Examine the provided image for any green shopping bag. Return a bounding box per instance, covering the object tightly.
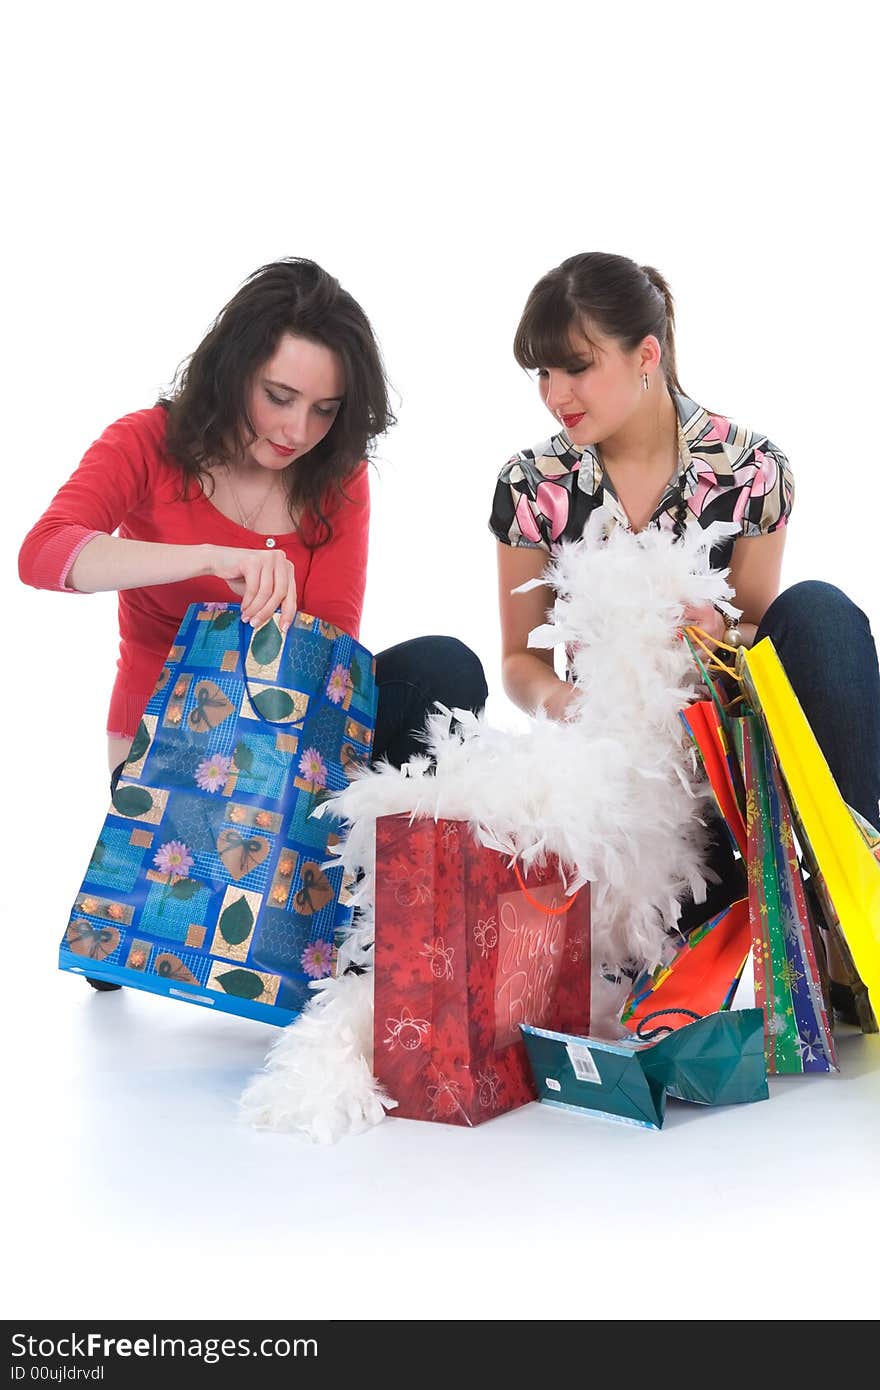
[731,714,837,1074]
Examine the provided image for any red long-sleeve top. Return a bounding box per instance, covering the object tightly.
[19,405,370,737]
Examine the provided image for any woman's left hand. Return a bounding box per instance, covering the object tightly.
[680,603,726,645]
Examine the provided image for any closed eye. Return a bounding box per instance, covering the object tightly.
[266,388,340,417]
[534,363,591,379]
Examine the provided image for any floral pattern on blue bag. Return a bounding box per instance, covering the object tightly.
[60,604,377,1025]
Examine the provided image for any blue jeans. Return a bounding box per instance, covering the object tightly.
[678,580,880,934]
[373,635,489,767]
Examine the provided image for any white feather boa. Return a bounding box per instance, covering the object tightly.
[240,512,739,1140]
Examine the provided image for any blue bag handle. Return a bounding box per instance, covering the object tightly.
[237,612,300,729]
[235,607,376,734]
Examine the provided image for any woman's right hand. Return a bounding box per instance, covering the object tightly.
[208,545,298,632]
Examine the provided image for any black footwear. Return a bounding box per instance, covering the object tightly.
[828,979,878,1031]
[86,977,122,992]
[829,980,859,1026]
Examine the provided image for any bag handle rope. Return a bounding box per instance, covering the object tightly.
[512,862,583,915]
[684,624,741,670]
[684,625,748,711]
[635,1006,703,1041]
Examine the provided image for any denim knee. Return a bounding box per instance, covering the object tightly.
[420,636,489,710]
[759,580,870,636]
[375,635,488,712]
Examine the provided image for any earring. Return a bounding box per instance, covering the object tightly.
[642,373,649,391]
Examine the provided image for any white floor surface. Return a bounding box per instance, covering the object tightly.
[6,966,879,1322]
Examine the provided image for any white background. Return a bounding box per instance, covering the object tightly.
[3,0,878,1323]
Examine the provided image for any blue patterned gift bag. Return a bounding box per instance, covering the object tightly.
[60,604,378,1024]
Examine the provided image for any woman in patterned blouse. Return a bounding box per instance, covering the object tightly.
[490,252,879,1020]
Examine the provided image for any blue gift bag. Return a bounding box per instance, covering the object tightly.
[60,604,377,1025]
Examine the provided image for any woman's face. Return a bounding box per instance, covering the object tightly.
[537,325,652,447]
[243,332,346,470]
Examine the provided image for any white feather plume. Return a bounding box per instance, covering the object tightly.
[239,904,398,1144]
[241,512,738,1138]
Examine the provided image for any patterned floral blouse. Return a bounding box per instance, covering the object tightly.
[489,393,794,570]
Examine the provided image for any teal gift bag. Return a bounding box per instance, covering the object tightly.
[60,604,377,1025]
[521,1009,768,1130]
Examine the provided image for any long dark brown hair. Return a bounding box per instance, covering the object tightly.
[513,251,684,395]
[162,258,395,547]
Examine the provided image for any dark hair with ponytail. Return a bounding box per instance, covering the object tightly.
[161,258,395,548]
[515,252,692,539]
[513,252,684,396]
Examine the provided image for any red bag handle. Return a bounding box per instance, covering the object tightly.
[512,862,583,915]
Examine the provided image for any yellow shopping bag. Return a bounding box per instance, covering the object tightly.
[741,638,880,1011]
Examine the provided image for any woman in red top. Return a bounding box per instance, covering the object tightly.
[20,258,488,980]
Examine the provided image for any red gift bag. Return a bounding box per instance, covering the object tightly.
[374,813,591,1126]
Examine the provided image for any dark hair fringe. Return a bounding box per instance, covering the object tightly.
[514,252,684,396]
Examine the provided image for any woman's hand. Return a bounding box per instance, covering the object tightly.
[208,546,298,632]
[680,603,726,646]
[541,680,581,722]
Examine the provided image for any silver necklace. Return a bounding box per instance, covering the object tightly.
[224,468,279,532]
